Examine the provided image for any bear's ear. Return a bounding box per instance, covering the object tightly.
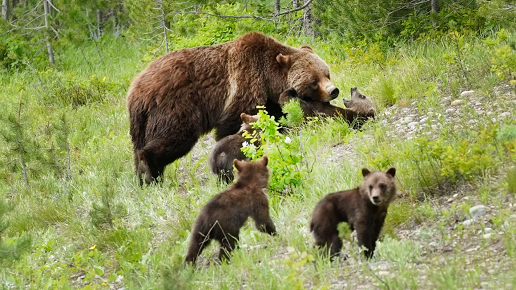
[260,155,269,166]
[276,54,291,68]
[362,168,371,177]
[233,159,244,172]
[240,113,251,123]
[300,45,314,53]
[350,87,357,94]
[386,167,396,178]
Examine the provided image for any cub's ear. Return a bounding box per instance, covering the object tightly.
[240,113,251,123]
[276,54,291,68]
[260,155,269,166]
[386,167,396,178]
[361,168,370,177]
[350,87,358,93]
[300,45,314,53]
[233,159,244,172]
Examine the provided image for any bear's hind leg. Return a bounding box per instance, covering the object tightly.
[218,235,239,263]
[185,233,212,265]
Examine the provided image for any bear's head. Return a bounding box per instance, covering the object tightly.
[343,87,376,117]
[238,113,259,134]
[277,46,339,103]
[233,156,269,188]
[360,167,396,206]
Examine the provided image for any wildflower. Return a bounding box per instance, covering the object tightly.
[285,137,292,144]
[242,141,249,147]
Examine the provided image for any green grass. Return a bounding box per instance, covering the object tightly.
[1,30,516,289]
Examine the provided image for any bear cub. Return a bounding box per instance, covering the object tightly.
[185,156,276,265]
[278,87,375,128]
[310,167,396,259]
[209,113,260,183]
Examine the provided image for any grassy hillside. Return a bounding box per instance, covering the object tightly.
[1,29,516,289]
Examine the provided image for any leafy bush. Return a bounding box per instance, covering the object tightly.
[41,70,117,108]
[242,107,308,194]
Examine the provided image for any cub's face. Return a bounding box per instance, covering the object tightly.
[343,87,376,117]
[277,47,339,103]
[361,168,396,206]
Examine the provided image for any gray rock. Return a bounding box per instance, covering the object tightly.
[463,219,473,226]
[483,233,492,239]
[469,205,488,219]
[460,90,475,98]
[451,100,462,106]
[499,112,511,119]
[408,121,419,129]
[419,117,428,123]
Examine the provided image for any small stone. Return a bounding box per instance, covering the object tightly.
[499,112,511,119]
[451,100,462,106]
[445,108,454,114]
[401,117,413,124]
[488,269,495,275]
[378,271,389,276]
[453,194,458,198]
[485,227,493,233]
[469,205,488,219]
[475,102,482,106]
[483,233,492,239]
[408,121,419,129]
[460,90,475,98]
[463,219,473,226]
[419,117,428,123]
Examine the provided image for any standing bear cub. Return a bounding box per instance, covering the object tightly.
[279,87,376,129]
[185,156,276,265]
[310,167,396,259]
[209,113,259,184]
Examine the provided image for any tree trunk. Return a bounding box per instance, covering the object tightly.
[431,0,439,13]
[303,0,315,38]
[44,0,54,65]
[157,0,168,53]
[96,9,103,38]
[274,0,280,14]
[2,0,9,20]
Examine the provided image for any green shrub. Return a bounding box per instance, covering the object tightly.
[242,107,308,194]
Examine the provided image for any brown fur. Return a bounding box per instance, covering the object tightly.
[127,32,338,184]
[278,87,375,129]
[310,168,396,259]
[185,156,276,265]
[209,113,260,184]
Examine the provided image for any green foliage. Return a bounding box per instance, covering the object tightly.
[41,70,117,108]
[507,167,516,194]
[90,177,127,229]
[242,107,308,194]
[0,200,31,262]
[281,247,314,290]
[279,98,305,127]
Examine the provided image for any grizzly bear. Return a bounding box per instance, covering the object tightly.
[209,113,259,184]
[278,87,376,128]
[310,167,396,259]
[127,32,340,184]
[185,156,276,265]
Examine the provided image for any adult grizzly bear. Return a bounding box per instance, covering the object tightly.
[127,32,339,184]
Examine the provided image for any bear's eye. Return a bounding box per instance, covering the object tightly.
[311,80,319,89]
[379,183,387,190]
[359,94,366,99]
[369,185,373,191]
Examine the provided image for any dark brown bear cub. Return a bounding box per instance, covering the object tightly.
[209,113,259,184]
[310,167,396,259]
[185,156,276,265]
[278,87,375,129]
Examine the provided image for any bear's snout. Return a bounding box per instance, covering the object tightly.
[372,195,380,203]
[343,99,352,108]
[328,87,339,100]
